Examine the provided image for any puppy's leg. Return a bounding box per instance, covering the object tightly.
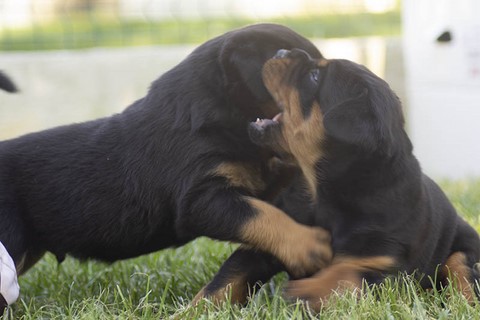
[1,199,46,276]
[240,197,331,278]
[441,252,477,303]
[15,250,45,276]
[178,188,331,279]
[442,218,480,303]
[285,256,396,311]
[192,246,284,305]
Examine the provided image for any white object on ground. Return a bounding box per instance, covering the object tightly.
[0,241,19,305]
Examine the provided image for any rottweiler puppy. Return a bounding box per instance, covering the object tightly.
[200,48,480,309]
[0,25,332,299]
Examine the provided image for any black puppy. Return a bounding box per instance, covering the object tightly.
[0,72,17,93]
[0,25,332,296]
[201,49,480,309]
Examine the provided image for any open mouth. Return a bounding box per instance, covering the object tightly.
[252,112,283,130]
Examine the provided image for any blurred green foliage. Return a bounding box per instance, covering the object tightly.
[0,11,401,51]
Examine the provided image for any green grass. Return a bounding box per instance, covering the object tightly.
[6,180,480,319]
[0,11,401,51]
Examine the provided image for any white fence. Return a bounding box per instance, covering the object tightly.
[403,0,480,179]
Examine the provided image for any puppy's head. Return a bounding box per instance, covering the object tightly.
[179,24,322,132]
[250,49,406,192]
[249,49,326,160]
[219,24,322,120]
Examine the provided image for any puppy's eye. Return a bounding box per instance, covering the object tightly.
[310,69,320,83]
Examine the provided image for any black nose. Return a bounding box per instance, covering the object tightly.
[273,48,312,61]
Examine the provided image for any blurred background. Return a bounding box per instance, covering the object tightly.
[0,0,479,178]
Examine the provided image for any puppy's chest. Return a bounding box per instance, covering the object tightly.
[324,206,395,256]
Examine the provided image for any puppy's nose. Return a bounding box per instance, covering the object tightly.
[273,49,291,59]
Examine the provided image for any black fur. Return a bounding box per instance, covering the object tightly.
[0,24,323,277]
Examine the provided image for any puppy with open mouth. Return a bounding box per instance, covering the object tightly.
[201,48,480,310]
[0,25,333,305]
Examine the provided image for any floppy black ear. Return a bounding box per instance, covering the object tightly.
[219,39,271,103]
[219,25,323,108]
[323,91,379,152]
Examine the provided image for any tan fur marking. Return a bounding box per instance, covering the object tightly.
[240,196,332,278]
[332,255,396,270]
[192,274,248,306]
[286,256,396,311]
[318,59,329,67]
[442,252,476,303]
[282,101,324,198]
[213,162,266,194]
[263,59,325,198]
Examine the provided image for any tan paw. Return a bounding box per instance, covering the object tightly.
[280,226,332,278]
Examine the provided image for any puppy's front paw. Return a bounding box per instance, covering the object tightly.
[285,272,352,311]
[285,259,370,311]
[191,280,248,306]
[279,226,332,279]
[284,276,330,312]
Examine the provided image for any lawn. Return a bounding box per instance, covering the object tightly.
[5,180,480,319]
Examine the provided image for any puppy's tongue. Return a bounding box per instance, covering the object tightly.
[254,112,283,128]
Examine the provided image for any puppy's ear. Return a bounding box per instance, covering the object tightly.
[219,27,323,103]
[323,90,379,152]
[219,39,271,102]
